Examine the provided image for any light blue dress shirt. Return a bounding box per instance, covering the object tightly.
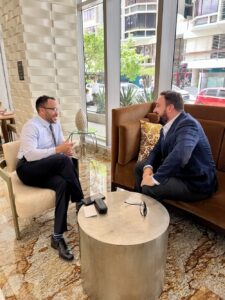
[17,115,64,161]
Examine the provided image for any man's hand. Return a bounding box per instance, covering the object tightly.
[56,141,75,156]
[143,167,153,178]
[141,175,155,187]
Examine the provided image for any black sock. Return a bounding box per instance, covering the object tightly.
[53,233,63,241]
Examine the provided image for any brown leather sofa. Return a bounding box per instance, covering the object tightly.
[111,103,225,233]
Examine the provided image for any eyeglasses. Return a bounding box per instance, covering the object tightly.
[124,200,148,217]
[42,107,59,112]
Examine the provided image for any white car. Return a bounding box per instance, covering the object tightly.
[86,83,104,94]
[120,82,144,97]
[172,85,195,103]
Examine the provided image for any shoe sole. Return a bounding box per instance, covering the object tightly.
[59,253,74,261]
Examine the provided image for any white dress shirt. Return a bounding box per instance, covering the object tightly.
[17,115,64,161]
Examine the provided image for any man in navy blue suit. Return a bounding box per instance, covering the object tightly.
[135,90,218,202]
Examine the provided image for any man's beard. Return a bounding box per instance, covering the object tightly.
[159,109,168,125]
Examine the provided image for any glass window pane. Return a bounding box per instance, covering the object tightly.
[82,4,106,145]
[206,89,217,96]
[218,89,225,97]
[172,0,225,107]
[138,14,146,28]
[195,0,219,16]
[121,1,156,107]
[146,13,156,27]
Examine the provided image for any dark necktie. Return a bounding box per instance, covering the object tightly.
[160,128,166,156]
[49,124,56,146]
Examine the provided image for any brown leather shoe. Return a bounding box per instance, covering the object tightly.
[51,236,74,261]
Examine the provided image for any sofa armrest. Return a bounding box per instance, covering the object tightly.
[118,121,140,165]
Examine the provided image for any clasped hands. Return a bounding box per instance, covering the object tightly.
[56,141,75,157]
[141,167,155,187]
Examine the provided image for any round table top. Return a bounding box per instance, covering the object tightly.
[78,191,170,246]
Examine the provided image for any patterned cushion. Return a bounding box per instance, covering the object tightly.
[138,120,162,161]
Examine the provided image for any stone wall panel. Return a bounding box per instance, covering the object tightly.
[0,0,81,134]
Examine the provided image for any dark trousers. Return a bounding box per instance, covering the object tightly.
[134,160,210,202]
[16,154,84,234]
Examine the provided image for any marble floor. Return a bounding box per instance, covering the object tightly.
[0,153,225,300]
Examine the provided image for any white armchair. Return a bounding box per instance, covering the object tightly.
[0,141,55,239]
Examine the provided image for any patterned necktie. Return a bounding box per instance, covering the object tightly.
[49,124,56,146]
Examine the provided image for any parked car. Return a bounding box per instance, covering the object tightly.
[120,82,145,96]
[87,82,144,96]
[145,84,195,102]
[120,82,139,90]
[195,87,225,107]
[86,83,104,95]
[172,85,195,103]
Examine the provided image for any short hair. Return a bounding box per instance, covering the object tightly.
[160,90,184,111]
[36,95,55,112]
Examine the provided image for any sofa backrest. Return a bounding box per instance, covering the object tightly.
[198,119,224,166]
[184,104,225,171]
[218,136,225,172]
[184,104,225,123]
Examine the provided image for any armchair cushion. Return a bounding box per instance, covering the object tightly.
[7,171,55,218]
[0,140,56,239]
[138,120,162,161]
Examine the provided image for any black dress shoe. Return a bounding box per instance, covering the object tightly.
[51,236,74,261]
[76,201,83,213]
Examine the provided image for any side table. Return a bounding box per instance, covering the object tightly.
[78,191,170,300]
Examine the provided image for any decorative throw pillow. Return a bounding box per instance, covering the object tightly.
[138,120,162,161]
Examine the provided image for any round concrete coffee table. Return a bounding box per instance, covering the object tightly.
[78,191,170,300]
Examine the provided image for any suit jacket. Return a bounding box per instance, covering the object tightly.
[144,111,217,195]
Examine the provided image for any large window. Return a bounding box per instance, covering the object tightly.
[81,3,106,145]
[120,0,156,108]
[172,0,225,107]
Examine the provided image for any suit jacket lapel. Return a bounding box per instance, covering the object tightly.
[161,112,186,156]
[164,112,185,140]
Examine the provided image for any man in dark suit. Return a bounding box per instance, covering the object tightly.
[135,90,218,202]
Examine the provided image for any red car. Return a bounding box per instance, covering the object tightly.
[195,87,225,107]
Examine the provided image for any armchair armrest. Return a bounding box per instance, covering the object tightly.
[0,159,6,169]
[0,158,20,239]
[0,160,15,198]
[0,159,9,182]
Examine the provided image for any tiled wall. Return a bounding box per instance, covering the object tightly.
[0,0,81,135]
